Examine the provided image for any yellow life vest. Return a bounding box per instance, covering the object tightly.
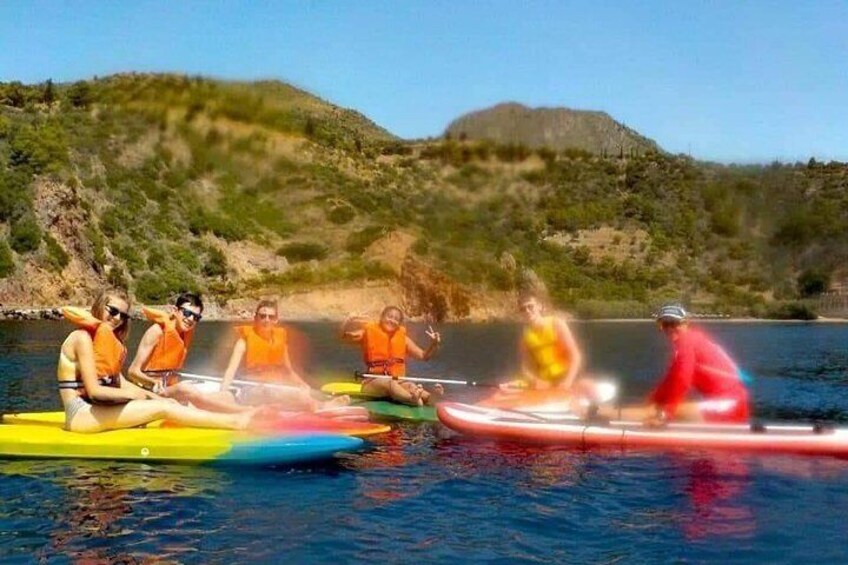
[523,316,570,382]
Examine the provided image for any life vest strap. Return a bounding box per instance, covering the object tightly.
[367,358,406,368]
[58,376,118,390]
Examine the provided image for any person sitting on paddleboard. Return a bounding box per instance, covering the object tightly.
[597,304,750,426]
[57,289,252,432]
[341,306,442,406]
[126,293,249,414]
[218,300,350,410]
[502,292,585,392]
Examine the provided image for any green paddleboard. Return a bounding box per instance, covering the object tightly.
[355,401,438,422]
[322,382,439,422]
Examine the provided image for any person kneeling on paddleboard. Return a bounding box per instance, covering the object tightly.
[597,304,750,426]
[127,293,250,414]
[58,289,252,432]
[645,304,750,425]
[341,306,442,406]
[219,300,350,410]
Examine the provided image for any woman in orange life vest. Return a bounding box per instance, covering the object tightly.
[218,300,350,410]
[57,289,252,432]
[341,306,442,406]
[126,293,250,414]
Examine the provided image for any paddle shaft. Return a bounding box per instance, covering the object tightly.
[355,372,497,387]
[179,371,304,393]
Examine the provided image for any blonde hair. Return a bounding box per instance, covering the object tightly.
[91,289,131,343]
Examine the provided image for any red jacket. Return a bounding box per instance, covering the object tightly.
[650,328,747,417]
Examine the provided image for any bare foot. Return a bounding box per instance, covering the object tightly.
[413,385,425,407]
[237,408,263,430]
[322,395,351,409]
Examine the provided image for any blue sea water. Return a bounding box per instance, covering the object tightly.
[1,320,847,563]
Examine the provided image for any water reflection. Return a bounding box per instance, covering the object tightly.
[0,460,228,563]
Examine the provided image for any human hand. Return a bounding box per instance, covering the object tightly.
[426,325,440,345]
[642,414,667,428]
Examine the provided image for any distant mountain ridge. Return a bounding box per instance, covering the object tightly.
[445,102,661,155]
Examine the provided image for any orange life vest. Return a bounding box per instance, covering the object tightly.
[362,322,407,377]
[236,325,288,382]
[61,306,125,389]
[140,307,194,377]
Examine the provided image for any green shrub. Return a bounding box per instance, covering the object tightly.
[187,207,248,241]
[345,225,384,254]
[112,239,147,274]
[66,81,94,109]
[327,204,356,225]
[7,123,68,174]
[43,233,70,271]
[0,239,14,278]
[107,265,128,289]
[797,269,829,297]
[202,245,228,277]
[763,301,818,320]
[277,241,328,263]
[9,215,42,253]
[85,226,108,272]
[412,238,430,255]
[134,270,198,303]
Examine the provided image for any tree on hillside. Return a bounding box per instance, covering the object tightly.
[41,79,56,105]
[0,239,14,278]
[2,81,26,108]
[798,269,829,297]
[66,81,93,109]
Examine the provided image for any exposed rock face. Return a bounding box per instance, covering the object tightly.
[445,102,660,155]
[400,256,471,322]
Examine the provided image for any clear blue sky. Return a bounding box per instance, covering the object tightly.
[1,0,846,163]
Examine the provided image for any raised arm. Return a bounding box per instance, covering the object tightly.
[340,315,367,344]
[406,326,440,361]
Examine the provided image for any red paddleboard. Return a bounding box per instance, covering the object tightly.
[437,402,848,457]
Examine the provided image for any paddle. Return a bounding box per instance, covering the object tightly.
[178,371,305,393]
[354,371,500,388]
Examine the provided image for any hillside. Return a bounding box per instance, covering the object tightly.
[445,102,660,156]
[1,74,847,320]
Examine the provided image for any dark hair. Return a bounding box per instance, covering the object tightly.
[175,292,204,312]
[91,288,131,343]
[380,305,404,323]
[255,300,278,316]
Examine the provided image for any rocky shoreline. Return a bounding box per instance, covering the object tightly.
[0,308,64,321]
[2,306,845,323]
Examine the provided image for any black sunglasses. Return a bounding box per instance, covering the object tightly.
[105,304,130,322]
[179,307,203,322]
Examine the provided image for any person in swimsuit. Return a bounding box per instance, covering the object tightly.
[57,289,253,432]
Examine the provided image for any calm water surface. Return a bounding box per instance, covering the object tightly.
[1,321,847,563]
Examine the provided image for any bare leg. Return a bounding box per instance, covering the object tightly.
[69,400,250,433]
[596,402,705,422]
[243,386,318,411]
[160,382,251,414]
